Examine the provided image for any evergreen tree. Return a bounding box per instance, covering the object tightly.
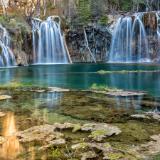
[77,0,91,25]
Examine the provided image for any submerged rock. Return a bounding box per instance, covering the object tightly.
[54,122,74,129]
[48,87,70,92]
[17,122,121,152]
[71,142,134,160]
[130,134,160,159]
[17,124,63,143]
[72,142,112,152]
[91,89,146,97]
[131,112,160,121]
[39,138,66,151]
[131,114,150,119]
[106,91,146,97]
[81,151,97,160]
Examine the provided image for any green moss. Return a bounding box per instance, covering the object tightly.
[153,154,160,160]
[72,124,81,133]
[108,121,160,145]
[97,70,160,75]
[107,152,124,160]
[0,81,34,89]
[51,148,62,158]
[90,83,121,92]
[90,130,106,139]
[98,16,108,25]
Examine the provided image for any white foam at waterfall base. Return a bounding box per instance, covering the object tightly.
[108,13,152,63]
[0,25,16,67]
[32,16,72,64]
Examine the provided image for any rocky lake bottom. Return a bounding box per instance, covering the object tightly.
[0,86,159,160]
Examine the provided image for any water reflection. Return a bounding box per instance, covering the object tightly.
[0,112,21,160]
[0,64,160,97]
[0,69,16,84]
[34,92,63,108]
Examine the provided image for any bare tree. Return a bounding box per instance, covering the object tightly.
[0,0,7,16]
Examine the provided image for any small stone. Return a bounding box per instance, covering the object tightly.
[48,87,70,92]
[49,138,66,146]
[131,114,149,119]
[0,136,6,144]
[72,142,112,152]
[0,95,12,100]
[34,90,45,93]
[39,139,66,151]
[54,122,74,130]
[81,151,97,160]
[71,143,88,150]
[0,112,6,117]
[72,124,81,132]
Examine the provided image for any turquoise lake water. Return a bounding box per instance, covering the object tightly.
[0,63,160,97]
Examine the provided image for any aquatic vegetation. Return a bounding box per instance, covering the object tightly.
[0,81,31,89]
[90,83,121,92]
[97,69,160,75]
[0,88,159,159]
[51,148,63,159]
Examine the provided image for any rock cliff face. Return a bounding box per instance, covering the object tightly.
[66,25,111,63]
[0,16,32,66]
[2,1,160,64]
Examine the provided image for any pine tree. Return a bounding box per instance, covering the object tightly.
[77,0,91,25]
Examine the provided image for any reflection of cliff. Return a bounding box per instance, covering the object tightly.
[0,112,21,160]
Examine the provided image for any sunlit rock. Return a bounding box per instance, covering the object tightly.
[81,151,97,160]
[0,95,12,100]
[81,123,121,141]
[48,87,70,92]
[131,134,160,158]
[0,112,5,117]
[39,138,66,151]
[71,142,129,160]
[54,122,74,130]
[0,136,6,144]
[17,124,63,143]
[106,91,146,97]
[131,112,160,121]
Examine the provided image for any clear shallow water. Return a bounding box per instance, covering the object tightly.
[0,63,160,97]
[0,64,160,160]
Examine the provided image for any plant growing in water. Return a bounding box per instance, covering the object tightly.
[90,83,121,92]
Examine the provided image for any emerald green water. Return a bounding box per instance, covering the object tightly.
[0,63,160,97]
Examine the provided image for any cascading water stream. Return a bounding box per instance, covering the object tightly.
[0,25,16,67]
[32,16,72,64]
[108,13,150,63]
[156,12,160,58]
[109,17,132,62]
[131,14,150,62]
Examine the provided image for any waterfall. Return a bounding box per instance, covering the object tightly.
[108,13,151,63]
[109,17,132,62]
[156,12,160,59]
[32,16,72,64]
[0,25,16,67]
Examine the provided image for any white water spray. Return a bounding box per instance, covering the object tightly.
[32,16,72,64]
[0,25,16,67]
